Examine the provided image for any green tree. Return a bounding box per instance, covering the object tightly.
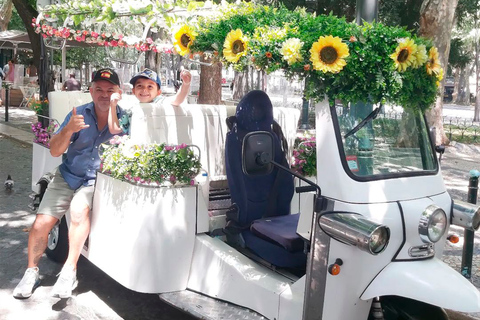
[455,0,480,120]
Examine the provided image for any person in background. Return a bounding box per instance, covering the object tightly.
[3,59,15,82]
[12,68,127,299]
[62,72,82,91]
[26,60,38,77]
[107,68,191,135]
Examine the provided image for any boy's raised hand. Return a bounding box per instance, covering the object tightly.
[110,92,122,107]
[180,70,191,85]
[68,107,90,132]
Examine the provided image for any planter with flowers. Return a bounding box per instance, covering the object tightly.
[290,133,317,222]
[87,135,204,293]
[31,120,62,192]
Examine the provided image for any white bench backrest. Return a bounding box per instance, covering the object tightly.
[130,102,300,181]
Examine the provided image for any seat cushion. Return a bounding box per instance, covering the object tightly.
[243,230,306,268]
[250,214,304,253]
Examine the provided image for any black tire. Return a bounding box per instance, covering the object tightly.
[45,216,69,263]
[374,296,449,320]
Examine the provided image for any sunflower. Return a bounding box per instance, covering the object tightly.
[223,29,248,63]
[173,25,197,56]
[412,44,428,68]
[309,35,349,73]
[390,38,417,72]
[426,46,442,76]
[280,38,303,65]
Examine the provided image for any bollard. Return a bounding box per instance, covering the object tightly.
[4,86,10,122]
[461,169,480,279]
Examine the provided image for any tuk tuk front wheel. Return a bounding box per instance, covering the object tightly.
[45,216,69,263]
[377,296,449,320]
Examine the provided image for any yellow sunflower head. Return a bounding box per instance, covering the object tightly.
[309,35,349,73]
[223,29,248,63]
[173,25,197,56]
[390,38,417,72]
[426,46,442,76]
[412,44,428,68]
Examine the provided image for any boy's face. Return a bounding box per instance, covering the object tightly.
[132,77,161,103]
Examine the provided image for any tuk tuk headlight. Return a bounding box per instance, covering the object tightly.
[319,212,390,255]
[419,205,447,243]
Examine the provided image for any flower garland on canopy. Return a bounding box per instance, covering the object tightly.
[37,1,443,113]
[32,18,174,53]
[184,3,443,113]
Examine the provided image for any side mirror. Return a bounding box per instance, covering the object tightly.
[435,145,445,155]
[242,131,274,176]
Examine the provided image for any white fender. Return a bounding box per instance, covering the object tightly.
[361,258,480,313]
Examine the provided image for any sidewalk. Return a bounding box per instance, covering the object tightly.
[1,105,480,319]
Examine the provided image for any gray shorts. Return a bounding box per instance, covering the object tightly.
[37,168,94,220]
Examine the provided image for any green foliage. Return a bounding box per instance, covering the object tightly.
[449,38,473,69]
[8,6,26,31]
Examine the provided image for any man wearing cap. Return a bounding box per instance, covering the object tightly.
[62,72,82,91]
[13,68,126,300]
[107,68,191,135]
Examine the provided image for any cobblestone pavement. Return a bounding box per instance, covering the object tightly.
[1,106,480,319]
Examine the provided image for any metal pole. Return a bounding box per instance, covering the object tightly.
[300,96,310,129]
[461,169,479,279]
[5,86,10,122]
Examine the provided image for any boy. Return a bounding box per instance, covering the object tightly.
[108,68,191,135]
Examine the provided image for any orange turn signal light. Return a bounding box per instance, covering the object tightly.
[447,234,460,244]
[328,258,343,276]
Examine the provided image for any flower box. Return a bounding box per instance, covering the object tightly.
[84,172,198,293]
[31,142,62,192]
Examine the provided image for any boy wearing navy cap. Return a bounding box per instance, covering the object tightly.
[108,68,191,135]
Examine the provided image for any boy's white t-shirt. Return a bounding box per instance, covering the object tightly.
[128,96,168,144]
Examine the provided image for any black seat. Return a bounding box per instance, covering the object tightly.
[224,90,306,268]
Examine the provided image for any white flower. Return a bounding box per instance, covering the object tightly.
[280,38,304,65]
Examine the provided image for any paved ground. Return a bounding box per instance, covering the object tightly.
[0,105,480,320]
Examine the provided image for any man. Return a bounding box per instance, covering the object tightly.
[62,72,82,91]
[13,68,126,299]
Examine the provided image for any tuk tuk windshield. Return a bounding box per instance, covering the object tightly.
[334,103,437,178]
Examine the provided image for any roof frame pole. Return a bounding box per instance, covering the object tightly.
[355,0,378,24]
[39,38,49,125]
[62,46,66,86]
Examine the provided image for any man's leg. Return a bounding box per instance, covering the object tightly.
[27,214,59,268]
[64,204,91,269]
[14,168,72,299]
[52,185,93,298]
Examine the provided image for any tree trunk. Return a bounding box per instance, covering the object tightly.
[0,0,13,31]
[476,24,480,122]
[233,70,249,100]
[456,66,469,105]
[11,0,40,70]
[418,0,459,145]
[197,56,222,105]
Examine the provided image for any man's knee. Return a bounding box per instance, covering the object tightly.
[69,206,90,225]
[32,214,58,233]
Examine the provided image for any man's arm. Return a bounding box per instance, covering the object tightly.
[50,107,90,157]
[171,70,191,107]
[108,92,123,134]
